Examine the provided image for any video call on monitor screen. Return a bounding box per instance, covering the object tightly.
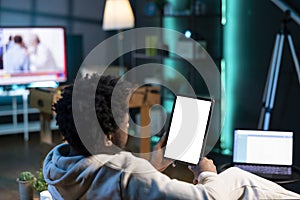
[164,96,212,165]
[0,26,67,86]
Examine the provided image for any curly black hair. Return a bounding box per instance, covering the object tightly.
[54,74,132,156]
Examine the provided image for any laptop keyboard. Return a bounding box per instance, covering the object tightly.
[234,164,292,175]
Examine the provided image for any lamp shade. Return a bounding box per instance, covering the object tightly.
[103,0,135,30]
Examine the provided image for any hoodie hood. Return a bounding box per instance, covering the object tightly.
[43,143,119,199]
[43,143,180,200]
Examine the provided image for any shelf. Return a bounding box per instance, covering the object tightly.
[0,120,58,135]
[0,88,59,141]
[132,0,222,152]
[163,14,221,18]
[132,52,221,63]
[132,53,163,60]
[0,105,39,116]
[144,13,221,18]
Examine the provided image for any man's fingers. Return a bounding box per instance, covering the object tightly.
[155,134,167,148]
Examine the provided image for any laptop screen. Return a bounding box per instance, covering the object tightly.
[233,130,293,166]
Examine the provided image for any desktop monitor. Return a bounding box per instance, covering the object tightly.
[0,26,67,86]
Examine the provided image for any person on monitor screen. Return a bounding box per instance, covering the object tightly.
[43,74,300,199]
[27,34,57,71]
[3,35,30,73]
[5,35,14,50]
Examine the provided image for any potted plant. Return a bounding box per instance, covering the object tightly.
[33,170,48,193]
[17,171,36,200]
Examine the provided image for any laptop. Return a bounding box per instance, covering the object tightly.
[233,129,293,180]
[164,95,213,165]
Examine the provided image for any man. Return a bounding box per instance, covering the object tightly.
[3,35,30,73]
[27,34,57,71]
[43,75,300,199]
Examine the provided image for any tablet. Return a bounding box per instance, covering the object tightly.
[164,95,213,165]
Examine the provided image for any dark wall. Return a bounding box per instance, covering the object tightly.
[232,0,300,164]
[66,35,83,85]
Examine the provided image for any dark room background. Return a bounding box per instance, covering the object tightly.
[0,0,299,162]
[223,0,300,164]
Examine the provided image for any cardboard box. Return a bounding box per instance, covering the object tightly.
[29,88,60,114]
[129,87,146,108]
[145,86,160,105]
[129,86,160,108]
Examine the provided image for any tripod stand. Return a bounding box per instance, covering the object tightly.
[258,16,300,130]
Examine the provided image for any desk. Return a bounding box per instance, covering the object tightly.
[219,162,300,185]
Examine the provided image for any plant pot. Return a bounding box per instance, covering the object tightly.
[17,179,34,200]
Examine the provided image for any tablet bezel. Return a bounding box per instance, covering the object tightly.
[163,94,214,165]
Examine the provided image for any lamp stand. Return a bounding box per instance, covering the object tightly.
[118,30,125,76]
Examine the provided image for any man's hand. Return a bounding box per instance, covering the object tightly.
[150,134,173,172]
[188,157,217,184]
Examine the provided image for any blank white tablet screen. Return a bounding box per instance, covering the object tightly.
[164,96,212,165]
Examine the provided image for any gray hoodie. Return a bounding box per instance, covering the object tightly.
[43,143,300,199]
[43,143,227,200]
